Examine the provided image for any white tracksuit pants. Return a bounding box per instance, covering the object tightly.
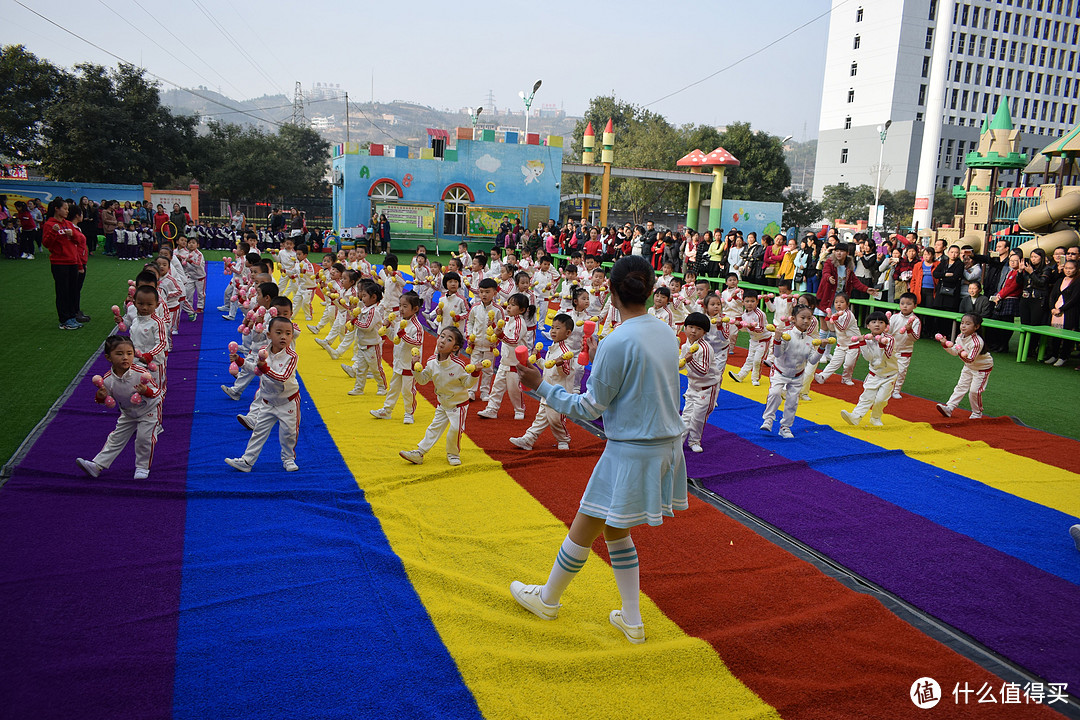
[193,277,206,311]
[469,346,495,400]
[522,400,571,446]
[944,366,992,418]
[351,343,387,393]
[232,360,259,394]
[279,274,297,298]
[484,362,522,413]
[850,371,897,422]
[241,394,300,465]
[818,345,859,382]
[381,372,416,418]
[893,353,912,394]
[417,402,468,459]
[735,339,769,383]
[764,373,803,430]
[294,287,315,320]
[682,383,720,446]
[92,408,162,471]
[313,303,337,332]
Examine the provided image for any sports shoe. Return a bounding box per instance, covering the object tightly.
[225,457,252,473]
[557,442,570,450]
[510,581,560,620]
[840,410,859,426]
[728,370,741,383]
[217,305,229,312]
[341,364,356,377]
[237,414,253,431]
[760,419,773,432]
[76,458,102,478]
[477,408,498,419]
[64,318,83,330]
[76,313,91,323]
[778,427,794,439]
[1070,524,1080,552]
[814,373,825,384]
[221,384,241,401]
[935,403,952,418]
[969,413,982,420]
[690,444,703,453]
[513,410,525,420]
[347,386,365,396]
[59,322,72,330]
[306,324,320,333]
[376,388,387,396]
[840,378,855,386]
[328,349,342,360]
[609,610,645,644]
[1054,358,1067,367]
[751,380,760,386]
[315,337,330,350]
[283,460,299,472]
[1044,356,1058,365]
[869,418,884,427]
[509,436,533,451]
[26,254,34,260]
[891,391,902,399]
[171,329,178,336]
[399,449,424,464]
[221,314,235,320]
[188,312,197,322]
[447,455,462,466]
[799,393,811,402]
[370,408,391,419]
[403,414,414,425]
[134,468,150,480]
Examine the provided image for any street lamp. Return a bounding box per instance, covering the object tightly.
[519,79,542,138]
[469,105,483,139]
[873,120,892,230]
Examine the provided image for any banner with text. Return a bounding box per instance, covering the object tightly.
[375,202,435,236]
[466,206,523,238]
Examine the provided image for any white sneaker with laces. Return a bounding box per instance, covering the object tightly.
[869,418,884,426]
[513,410,525,420]
[76,458,102,478]
[315,338,330,349]
[1070,524,1080,552]
[376,388,386,396]
[370,408,391,419]
[840,378,855,386]
[751,380,760,386]
[510,581,560,620]
[778,427,795,439]
[840,410,859,426]
[237,414,253,431]
[447,455,462,466]
[936,403,952,418]
[1044,356,1058,365]
[728,370,741,383]
[225,457,252,473]
[799,393,811,401]
[477,408,498,419]
[403,414,414,425]
[221,384,240,401]
[399,449,424,464]
[609,610,645,644]
[891,391,902,399]
[760,419,773,432]
[134,469,150,480]
[347,386,365,396]
[1054,358,1067,367]
[283,460,299,472]
[509,436,533,450]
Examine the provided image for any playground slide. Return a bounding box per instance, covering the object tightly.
[1017,191,1080,254]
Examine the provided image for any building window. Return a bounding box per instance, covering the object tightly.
[918,84,927,105]
[929,0,937,20]
[850,61,858,76]
[922,56,931,77]
[844,115,852,129]
[856,6,863,21]
[968,34,976,54]
[957,32,966,54]
[848,88,855,103]
[978,36,986,57]
[950,89,959,110]
[917,112,924,121]
[925,28,934,50]
[840,148,849,164]
[853,34,861,49]
[993,9,1001,31]
[989,38,997,59]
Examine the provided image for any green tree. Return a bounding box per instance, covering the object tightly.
[782,190,823,230]
[0,45,65,161]
[274,124,330,197]
[714,122,792,202]
[933,188,959,227]
[40,63,197,185]
[820,183,875,224]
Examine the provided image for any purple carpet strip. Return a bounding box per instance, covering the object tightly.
[687,422,1080,691]
[0,318,201,719]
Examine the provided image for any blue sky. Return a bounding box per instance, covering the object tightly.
[4,0,831,138]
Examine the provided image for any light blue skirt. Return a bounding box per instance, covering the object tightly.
[578,437,688,529]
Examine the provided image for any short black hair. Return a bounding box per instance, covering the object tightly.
[743,289,759,299]
[478,278,498,290]
[332,262,346,273]
[258,281,279,299]
[654,286,672,299]
[136,270,158,287]
[726,272,739,281]
[400,291,421,310]
[134,285,159,302]
[383,253,398,270]
[267,316,292,333]
[899,292,917,303]
[551,313,574,332]
[245,252,261,265]
[270,296,292,311]
[867,311,888,323]
[683,312,710,333]
[443,271,461,288]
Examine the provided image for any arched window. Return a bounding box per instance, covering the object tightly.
[368,179,402,224]
[442,184,473,235]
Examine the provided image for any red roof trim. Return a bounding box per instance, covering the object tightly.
[368,178,404,198]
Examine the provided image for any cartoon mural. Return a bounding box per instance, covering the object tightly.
[521,160,545,185]
[720,199,783,240]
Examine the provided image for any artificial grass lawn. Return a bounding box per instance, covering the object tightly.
[2,250,1077,470]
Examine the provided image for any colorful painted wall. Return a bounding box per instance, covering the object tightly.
[718,199,784,240]
[0,180,144,215]
[331,132,563,240]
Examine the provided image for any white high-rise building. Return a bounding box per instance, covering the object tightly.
[813,0,1080,202]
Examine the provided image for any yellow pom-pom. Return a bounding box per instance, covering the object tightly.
[576,320,584,327]
[492,348,500,357]
[437,300,444,309]
[377,327,387,336]
[534,342,543,351]
[464,347,472,355]
[413,362,423,372]
[689,343,699,353]
[435,314,443,322]
[528,354,537,365]
[721,317,731,323]
[812,338,822,346]
[481,359,492,368]
[828,337,837,345]
[329,293,339,300]
[351,308,360,318]
[350,296,359,306]
[497,319,505,328]
[468,334,475,342]
[465,363,476,373]
[488,309,495,319]
[411,347,420,356]
[678,358,686,369]
[766,323,776,332]
[544,359,556,368]
[590,316,599,322]
[782,332,792,341]
[391,336,401,345]
[711,316,719,324]
[399,319,408,329]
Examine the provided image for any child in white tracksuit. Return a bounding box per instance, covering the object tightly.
[399,326,480,468]
[762,306,821,439]
[936,313,994,420]
[184,237,206,312]
[293,247,317,321]
[466,279,502,401]
[889,293,921,398]
[728,291,770,385]
[222,281,276,402]
[226,317,301,473]
[720,275,744,354]
[432,272,469,336]
[378,253,406,315]
[346,282,387,396]
[703,294,732,372]
[315,270,360,359]
[77,336,163,481]
[478,292,529,420]
[840,312,897,427]
[510,314,578,451]
[309,264,344,334]
[127,286,170,391]
[680,312,722,453]
[815,294,860,386]
[276,239,298,297]
[370,292,424,424]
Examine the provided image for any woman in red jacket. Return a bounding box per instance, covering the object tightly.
[42,198,85,330]
[988,250,1022,352]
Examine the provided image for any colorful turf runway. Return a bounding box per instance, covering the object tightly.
[0,263,1075,719]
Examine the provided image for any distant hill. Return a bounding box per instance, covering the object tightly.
[161,88,580,153]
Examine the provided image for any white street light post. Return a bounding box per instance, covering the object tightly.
[873,120,892,230]
[469,105,483,139]
[519,79,542,138]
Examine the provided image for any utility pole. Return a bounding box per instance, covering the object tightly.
[292,81,306,127]
[345,92,349,143]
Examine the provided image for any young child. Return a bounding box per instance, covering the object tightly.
[345,282,387,396]
[455,241,472,270]
[648,286,675,329]
[761,305,819,439]
[433,271,469,335]
[557,264,578,312]
[889,292,921,398]
[355,245,373,279]
[768,282,794,324]
[378,253,406,314]
[564,287,592,354]
[488,247,504,280]
[225,317,301,473]
[495,263,517,307]
[668,277,688,330]
[309,262,345,334]
[399,327,480,467]
[515,270,539,347]
[702,294,732,374]
[127,285,170,390]
[720,273,744,354]
[533,255,558,307]
[293,244,317,320]
[839,311,897,427]
[277,237,298,297]
[185,236,206,312]
[510,314,577,451]
[814,293,860,386]
[466,278,502,401]
[680,313,722,453]
[464,254,487,298]
[219,242,250,316]
[587,267,609,318]
[237,296,298,431]
[316,270,361,359]
[222,281,278,401]
[477,292,531,420]
[935,313,993,420]
[727,290,770,385]
[77,336,163,480]
[154,256,185,336]
[2,217,18,259]
[797,293,823,402]
[656,261,676,289]
[370,291,424,424]
[163,245,196,321]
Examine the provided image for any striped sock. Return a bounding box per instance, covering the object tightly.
[606,536,641,626]
[540,536,590,606]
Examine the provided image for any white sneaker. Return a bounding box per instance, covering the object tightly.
[840,378,855,386]
[840,410,859,426]
[76,458,102,478]
[307,325,319,333]
[171,330,178,336]
[403,414,414,425]
[132,468,150,480]
[237,414,253,431]
[341,364,356,377]
[609,610,645,644]
[935,403,952,418]
[969,413,983,420]
[799,393,811,401]
[760,419,773,432]
[347,386,365,396]
[557,442,570,450]
[690,444,703,453]
[221,314,235,320]
[221,384,241,401]
[217,305,229,312]
[447,455,462,466]
[477,408,498,419]
[891,391,902,399]
[814,373,825,385]
[370,408,391,419]
[26,254,34,260]
[1070,524,1080,552]
[513,410,525,420]
[869,418,884,426]
[283,460,299,472]
[751,380,760,386]
[225,457,252,473]
[1044,356,1058,365]
[399,449,424,464]
[376,388,386,396]
[1054,358,1067,367]
[509,436,533,451]
[20,253,27,259]
[328,349,341,360]
[778,427,794,439]
[315,338,330,350]
[510,581,560,620]
[728,370,741,383]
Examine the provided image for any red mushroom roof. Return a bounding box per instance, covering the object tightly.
[704,147,740,166]
[676,149,709,167]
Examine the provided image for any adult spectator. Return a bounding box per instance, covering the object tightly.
[27,199,44,254]
[231,208,246,232]
[122,201,134,225]
[726,233,745,278]
[42,198,85,330]
[134,200,151,226]
[169,203,186,238]
[376,213,390,253]
[67,200,90,324]
[0,195,9,224]
[777,236,798,284]
[703,230,724,277]
[793,236,816,292]
[762,234,786,284]
[910,246,939,311]
[980,238,1011,292]
[741,232,766,282]
[961,246,983,285]
[933,244,965,336]
[644,220,658,255]
[988,250,1022,352]
[851,236,879,300]
[584,227,603,258]
[1019,248,1055,355]
[15,201,37,259]
[1045,259,1079,367]
[818,242,879,311]
[878,244,902,302]
[269,207,286,235]
[78,196,99,255]
[153,204,169,242]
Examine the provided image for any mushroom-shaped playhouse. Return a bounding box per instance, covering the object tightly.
[676,147,741,231]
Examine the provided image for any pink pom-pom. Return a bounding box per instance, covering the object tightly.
[245,310,255,320]
[91,374,104,388]
[147,361,157,372]
[231,295,239,302]
[127,288,135,298]
[269,307,279,317]
[140,372,152,384]
[944,340,954,349]
[241,326,251,335]
[885,311,893,319]
[228,362,239,376]
[228,341,239,353]
[104,396,116,409]
[255,306,266,318]
[254,323,264,333]
[117,323,127,333]
[237,324,246,333]
[253,365,262,376]
[241,302,250,310]
[130,392,143,405]
[779,315,791,323]
[863,333,874,340]
[111,305,120,314]
[258,347,269,359]
[934,333,945,342]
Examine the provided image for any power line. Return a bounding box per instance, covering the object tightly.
[217,0,292,80]
[348,100,410,147]
[644,0,851,107]
[11,0,287,128]
[201,95,344,118]
[189,0,285,97]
